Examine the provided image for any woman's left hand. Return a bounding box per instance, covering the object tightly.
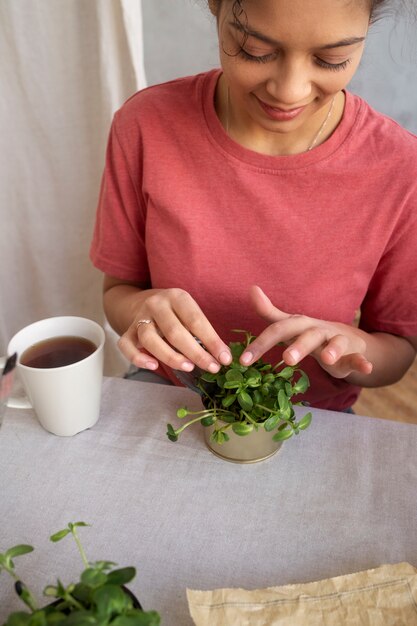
[241,285,373,379]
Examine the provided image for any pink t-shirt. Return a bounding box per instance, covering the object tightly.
[90,69,417,410]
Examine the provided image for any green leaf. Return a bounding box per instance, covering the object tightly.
[221,394,236,408]
[232,422,254,436]
[277,366,295,380]
[166,424,178,442]
[252,389,263,404]
[293,372,310,394]
[6,545,34,559]
[237,391,253,411]
[223,381,241,390]
[212,374,224,389]
[49,529,70,543]
[200,372,217,383]
[260,383,271,397]
[53,610,94,626]
[211,430,227,444]
[14,581,38,611]
[273,379,285,392]
[200,415,216,426]
[229,342,246,359]
[4,612,33,626]
[219,413,236,424]
[43,586,58,598]
[284,381,293,397]
[225,369,244,383]
[263,414,280,432]
[244,368,261,385]
[107,567,136,586]
[81,568,108,587]
[278,389,290,412]
[297,412,313,430]
[272,428,294,441]
[113,612,161,626]
[92,560,117,572]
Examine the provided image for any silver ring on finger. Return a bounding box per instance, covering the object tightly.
[135,318,164,338]
[136,319,154,330]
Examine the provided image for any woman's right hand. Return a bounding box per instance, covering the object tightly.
[104,280,232,373]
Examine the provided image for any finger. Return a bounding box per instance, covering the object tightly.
[136,321,206,371]
[318,334,350,366]
[323,353,373,379]
[145,289,231,369]
[117,330,160,371]
[283,327,335,365]
[249,285,290,323]
[168,291,232,366]
[240,315,311,365]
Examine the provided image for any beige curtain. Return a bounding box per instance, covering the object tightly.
[0,0,146,374]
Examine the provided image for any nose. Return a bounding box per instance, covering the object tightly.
[265,57,312,106]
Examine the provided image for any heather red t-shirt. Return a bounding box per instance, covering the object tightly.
[90,69,417,410]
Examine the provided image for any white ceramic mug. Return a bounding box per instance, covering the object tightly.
[0,316,105,436]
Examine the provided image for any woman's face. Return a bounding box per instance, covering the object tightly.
[211,0,370,143]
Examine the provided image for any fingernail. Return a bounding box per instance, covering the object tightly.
[287,349,299,364]
[241,351,253,365]
[208,362,220,373]
[218,350,232,365]
[327,349,337,361]
[182,362,194,372]
[145,361,158,370]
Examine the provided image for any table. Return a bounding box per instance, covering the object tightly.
[0,377,416,625]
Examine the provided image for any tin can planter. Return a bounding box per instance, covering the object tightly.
[203,421,284,463]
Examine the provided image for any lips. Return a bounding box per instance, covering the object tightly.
[256,97,307,121]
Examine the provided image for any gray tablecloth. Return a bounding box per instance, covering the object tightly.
[0,377,416,625]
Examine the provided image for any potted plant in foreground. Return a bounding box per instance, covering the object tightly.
[0,522,160,626]
[167,331,312,463]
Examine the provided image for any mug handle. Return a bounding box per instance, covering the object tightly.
[0,355,32,409]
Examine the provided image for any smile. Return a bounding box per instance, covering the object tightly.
[256,97,307,121]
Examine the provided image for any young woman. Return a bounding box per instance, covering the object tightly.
[90,0,417,411]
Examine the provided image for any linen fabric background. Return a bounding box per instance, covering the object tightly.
[1,0,416,375]
[0,0,146,374]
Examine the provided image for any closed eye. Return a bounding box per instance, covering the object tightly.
[315,57,352,71]
[238,48,277,64]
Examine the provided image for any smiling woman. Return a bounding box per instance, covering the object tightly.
[90,0,417,415]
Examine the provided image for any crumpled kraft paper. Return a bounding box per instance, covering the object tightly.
[187,562,417,625]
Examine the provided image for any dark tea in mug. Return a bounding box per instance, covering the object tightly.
[20,336,96,369]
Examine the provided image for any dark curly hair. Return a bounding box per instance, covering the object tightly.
[224,0,392,30]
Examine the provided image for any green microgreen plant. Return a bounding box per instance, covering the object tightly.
[0,522,160,626]
[167,330,312,445]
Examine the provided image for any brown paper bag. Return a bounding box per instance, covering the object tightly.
[187,562,417,625]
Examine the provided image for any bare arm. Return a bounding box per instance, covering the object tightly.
[103,275,232,373]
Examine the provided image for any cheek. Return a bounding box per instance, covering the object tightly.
[220,56,270,92]
[319,60,363,95]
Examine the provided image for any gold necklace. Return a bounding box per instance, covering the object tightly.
[225,87,335,153]
[307,97,335,151]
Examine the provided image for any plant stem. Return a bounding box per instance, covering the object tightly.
[71,527,89,568]
[175,414,212,435]
[64,592,85,611]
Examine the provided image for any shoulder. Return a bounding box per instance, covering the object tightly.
[348,92,417,162]
[112,70,219,137]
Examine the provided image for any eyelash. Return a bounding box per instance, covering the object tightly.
[238,48,351,72]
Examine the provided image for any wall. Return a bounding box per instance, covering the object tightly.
[142,0,417,133]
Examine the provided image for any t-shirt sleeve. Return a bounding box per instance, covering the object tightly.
[359,206,417,337]
[90,112,150,285]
